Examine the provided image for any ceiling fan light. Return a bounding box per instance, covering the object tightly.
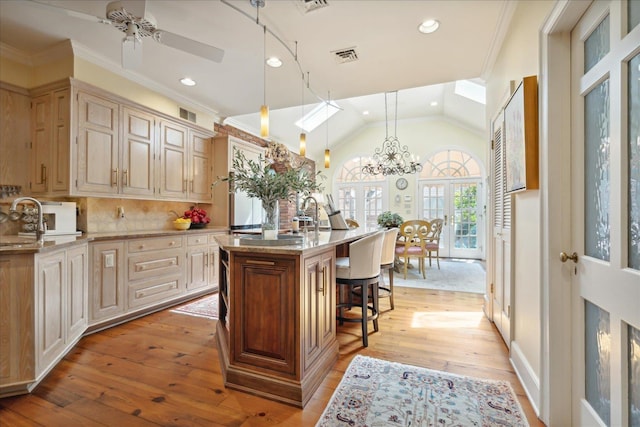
[419,19,440,34]
[299,133,306,157]
[260,104,269,137]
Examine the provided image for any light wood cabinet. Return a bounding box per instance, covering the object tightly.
[121,107,156,197]
[158,120,212,202]
[186,234,209,291]
[0,244,88,398]
[30,87,70,195]
[126,236,184,308]
[89,241,126,322]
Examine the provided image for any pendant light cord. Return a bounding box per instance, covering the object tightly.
[263,25,266,106]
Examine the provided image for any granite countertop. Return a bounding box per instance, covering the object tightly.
[215,227,379,255]
[0,226,229,254]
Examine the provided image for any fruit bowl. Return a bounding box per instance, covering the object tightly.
[189,223,207,229]
[173,219,191,230]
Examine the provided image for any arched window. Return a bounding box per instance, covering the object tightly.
[418,149,484,259]
[335,156,386,229]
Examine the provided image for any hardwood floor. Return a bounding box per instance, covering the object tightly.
[0,287,543,426]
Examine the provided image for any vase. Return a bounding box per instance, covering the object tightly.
[262,200,279,240]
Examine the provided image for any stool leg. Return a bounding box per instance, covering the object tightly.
[361,281,368,347]
[372,282,379,332]
[389,268,394,310]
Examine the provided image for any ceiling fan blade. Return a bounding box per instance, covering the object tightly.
[122,36,143,69]
[27,0,111,25]
[153,29,224,63]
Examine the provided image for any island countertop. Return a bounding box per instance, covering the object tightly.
[214,227,378,255]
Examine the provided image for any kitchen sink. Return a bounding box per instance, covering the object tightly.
[238,234,304,246]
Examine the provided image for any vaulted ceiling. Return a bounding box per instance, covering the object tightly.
[0,0,513,158]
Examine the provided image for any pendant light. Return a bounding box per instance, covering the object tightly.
[260,25,269,138]
[299,68,306,157]
[324,91,331,168]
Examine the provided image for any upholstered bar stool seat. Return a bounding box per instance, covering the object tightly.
[335,231,385,347]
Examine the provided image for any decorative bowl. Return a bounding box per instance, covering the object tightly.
[173,220,191,230]
[189,223,207,229]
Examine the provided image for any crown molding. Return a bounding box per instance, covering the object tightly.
[0,42,32,65]
[480,0,518,80]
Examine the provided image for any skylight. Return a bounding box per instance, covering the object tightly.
[295,100,341,132]
[454,80,486,105]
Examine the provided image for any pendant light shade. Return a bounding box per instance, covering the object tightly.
[299,133,306,156]
[260,105,269,137]
[324,148,330,168]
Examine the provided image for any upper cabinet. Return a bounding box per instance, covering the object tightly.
[30,86,71,195]
[29,79,213,202]
[157,121,212,202]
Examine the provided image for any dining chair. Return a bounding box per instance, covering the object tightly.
[345,218,359,228]
[394,220,431,279]
[335,230,385,347]
[425,218,444,269]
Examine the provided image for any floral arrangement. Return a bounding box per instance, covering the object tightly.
[214,148,325,209]
[265,141,292,166]
[377,211,404,228]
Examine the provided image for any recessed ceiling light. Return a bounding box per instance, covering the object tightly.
[180,77,196,86]
[419,19,440,34]
[266,57,282,68]
[362,110,370,115]
[430,101,438,107]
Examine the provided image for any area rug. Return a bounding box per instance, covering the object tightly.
[391,258,486,294]
[170,294,218,320]
[316,355,528,427]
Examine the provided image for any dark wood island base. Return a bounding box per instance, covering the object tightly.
[214,229,374,407]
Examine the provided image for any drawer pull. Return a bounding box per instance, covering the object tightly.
[139,245,145,250]
[170,241,175,246]
[246,260,275,266]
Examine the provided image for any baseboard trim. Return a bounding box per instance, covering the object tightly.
[510,341,541,417]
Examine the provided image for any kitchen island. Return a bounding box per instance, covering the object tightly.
[214,228,375,407]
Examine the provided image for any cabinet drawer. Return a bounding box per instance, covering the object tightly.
[127,276,182,309]
[128,236,182,253]
[187,235,208,246]
[128,249,182,281]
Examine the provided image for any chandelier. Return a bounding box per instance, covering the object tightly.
[362,91,423,176]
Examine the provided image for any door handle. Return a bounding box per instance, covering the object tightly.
[560,251,578,263]
[444,214,448,226]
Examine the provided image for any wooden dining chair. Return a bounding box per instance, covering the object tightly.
[425,218,444,269]
[394,220,431,279]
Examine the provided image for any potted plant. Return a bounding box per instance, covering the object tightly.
[377,211,404,228]
[214,142,324,239]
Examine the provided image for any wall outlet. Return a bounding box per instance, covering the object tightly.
[117,206,125,218]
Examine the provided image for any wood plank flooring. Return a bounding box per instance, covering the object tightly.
[0,287,544,426]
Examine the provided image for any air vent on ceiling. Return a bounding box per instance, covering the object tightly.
[179,107,196,123]
[332,47,358,64]
[299,0,329,13]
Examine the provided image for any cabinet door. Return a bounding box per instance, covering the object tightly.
[76,92,119,194]
[51,88,70,193]
[31,94,51,193]
[302,249,336,371]
[186,246,209,291]
[121,107,155,197]
[188,130,212,202]
[66,245,88,342]
[209,244,219,288]
[35,250,66,373]
[89,241,125,323]
[158,120,188,199]
[232,254,297,376]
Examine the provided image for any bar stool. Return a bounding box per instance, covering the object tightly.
[335,231,385,347]
[378,228,400,310]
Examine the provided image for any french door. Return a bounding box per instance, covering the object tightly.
[419,179,484,259]
[336,182,386,230]
[569,2,640,426]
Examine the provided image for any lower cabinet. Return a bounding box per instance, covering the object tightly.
[90,241,126,322]
[0,244,88,398]
[186,234,209,291]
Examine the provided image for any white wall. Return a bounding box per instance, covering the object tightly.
[485,0,555,415]
[323,117,487,219]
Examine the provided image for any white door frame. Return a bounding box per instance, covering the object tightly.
[540,1,596,425]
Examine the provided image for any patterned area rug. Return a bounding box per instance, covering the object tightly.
[170,294,218,320]
[392,258,486,294]
[317,355,528,427]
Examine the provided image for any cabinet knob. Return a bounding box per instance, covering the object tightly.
[170,241,175,246]
[139,245,145,250]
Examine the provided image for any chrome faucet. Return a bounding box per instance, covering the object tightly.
[302,196,319,234]
[10,197,45,244]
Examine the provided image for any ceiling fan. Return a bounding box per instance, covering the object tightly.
[29,0,225,69]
